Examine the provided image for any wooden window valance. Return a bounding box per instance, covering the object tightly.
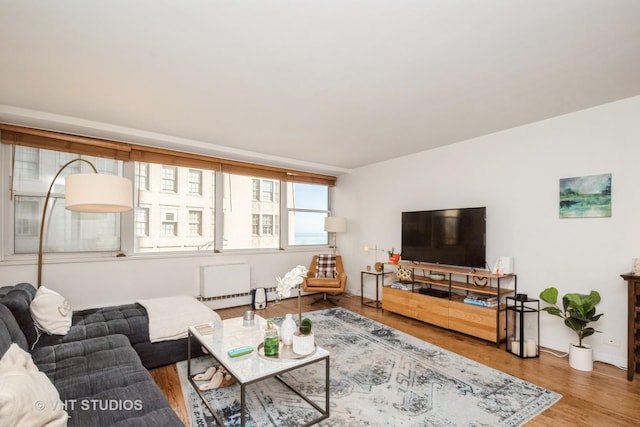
[0,124,336,186]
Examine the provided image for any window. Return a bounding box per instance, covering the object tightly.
[221,173,280,250]
[262,214,274,235]
[136,163,149,191]
[188,210,202,236]
[15,146,39,180]
[287,182,329,246]
[251,179,260,201]
[161,166,177,192]
[188,169,202,195]
[252,214,260,235]
[135,208,149,237]
[134,163,215,252]
[262,180,275,202]
[2,128,335,258]
[161,209,178,237]
[11,147,123,255]
[15,199,39,236]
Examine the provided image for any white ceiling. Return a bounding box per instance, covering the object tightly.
[1,1,639,176]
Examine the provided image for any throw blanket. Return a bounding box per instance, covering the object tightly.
[137,296,221,343]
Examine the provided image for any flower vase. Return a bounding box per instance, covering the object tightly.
[280,313,296,346]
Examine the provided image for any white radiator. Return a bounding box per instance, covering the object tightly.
[200,263,252,309]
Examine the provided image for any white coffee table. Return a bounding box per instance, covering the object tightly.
[187,315,330,426]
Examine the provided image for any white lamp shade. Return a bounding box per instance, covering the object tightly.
[65,174,133,213]
[324,216,347,233]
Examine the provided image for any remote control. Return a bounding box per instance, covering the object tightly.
[227,346,254,357]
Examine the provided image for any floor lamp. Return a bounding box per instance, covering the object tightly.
[324,216,347,253]
[37,159,133,288]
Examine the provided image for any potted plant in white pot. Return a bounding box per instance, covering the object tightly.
[539,287,604,371]
[292,318,315,355]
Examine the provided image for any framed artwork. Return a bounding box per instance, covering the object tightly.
[559,173,611,218]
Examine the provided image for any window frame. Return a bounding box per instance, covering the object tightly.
[1,126,337,261]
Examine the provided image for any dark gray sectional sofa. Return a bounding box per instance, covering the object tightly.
[0,283,194,426]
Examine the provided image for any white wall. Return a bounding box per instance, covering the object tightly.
[336,95,640,368]
[0,250,316,310]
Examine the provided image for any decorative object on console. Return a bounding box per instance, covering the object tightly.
[325,216,347,253]
[633,258,640,275]
[492,256,514,275]
[539,287,603,371]
[37,158,133,288]
[388,248,400,264]
[397,266,412,282]
[364,244,386,271]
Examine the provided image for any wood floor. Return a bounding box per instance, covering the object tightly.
[150,294,640,426]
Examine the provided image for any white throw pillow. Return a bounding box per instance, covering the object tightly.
[0,344,68,426]
[30,286,72,335]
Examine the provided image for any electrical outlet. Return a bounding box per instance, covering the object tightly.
[603,336,621,347]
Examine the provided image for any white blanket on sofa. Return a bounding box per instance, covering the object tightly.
[137,296,221,343]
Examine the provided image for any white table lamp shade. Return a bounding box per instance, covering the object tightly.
[324,216,347,233]
[65,174,133,212]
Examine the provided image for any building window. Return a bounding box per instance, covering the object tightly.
[252,214,260,235]
[262,180,275,202]
[15,199,39,236]
[188,210,202,236]
[161,166,177,192]
[251,179,260,201]
[161,209,178,236]
[134,163,215,253]
[262,214,274,235]
[135,208,149,237]
[188,169,202,195]
[136,163,149,191]
[15,146,39,180]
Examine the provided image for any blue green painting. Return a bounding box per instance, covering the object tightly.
[559,173,611,218]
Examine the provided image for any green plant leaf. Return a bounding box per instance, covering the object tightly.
[539,287,558,304]
[540,306,563,317]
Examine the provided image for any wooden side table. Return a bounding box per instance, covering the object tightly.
[620,273,640,381]
[361,270,388,308]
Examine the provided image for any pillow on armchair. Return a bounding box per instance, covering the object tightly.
[316,254,336,278]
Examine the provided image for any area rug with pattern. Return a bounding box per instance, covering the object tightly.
[177,307,561,426]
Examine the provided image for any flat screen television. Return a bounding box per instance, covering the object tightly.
[401,207,486,268]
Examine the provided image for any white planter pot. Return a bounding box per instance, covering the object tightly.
[292,332,315,355]
[569,344,593,371]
